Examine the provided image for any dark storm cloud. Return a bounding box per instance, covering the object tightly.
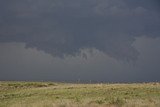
[0,37,160,82]
[0,0,160,61]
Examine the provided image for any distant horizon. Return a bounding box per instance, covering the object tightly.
[0,79,159,84]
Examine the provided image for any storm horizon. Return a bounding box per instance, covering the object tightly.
[0,0,160,83]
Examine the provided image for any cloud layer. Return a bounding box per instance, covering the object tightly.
[0,0,160,62]
[0,36,160,82]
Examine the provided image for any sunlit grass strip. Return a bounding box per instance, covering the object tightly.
[0,82,160,107]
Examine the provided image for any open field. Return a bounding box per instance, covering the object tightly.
[0,82,160,107]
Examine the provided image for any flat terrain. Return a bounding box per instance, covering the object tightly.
[0,82,160,107]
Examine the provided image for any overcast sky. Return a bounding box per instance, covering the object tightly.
[0,0,160,82]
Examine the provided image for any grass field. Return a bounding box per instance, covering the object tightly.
[0,81,160,107]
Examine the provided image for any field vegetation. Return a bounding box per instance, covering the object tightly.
[0,81,160,107]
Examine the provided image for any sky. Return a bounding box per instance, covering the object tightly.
[0,0,160,82]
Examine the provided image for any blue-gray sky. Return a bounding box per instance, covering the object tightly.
[0,0,160,82]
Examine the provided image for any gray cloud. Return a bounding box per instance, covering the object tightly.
[0,0,160,62]
[0,36,160,82]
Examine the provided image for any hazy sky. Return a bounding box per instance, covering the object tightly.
[0,0,160,82]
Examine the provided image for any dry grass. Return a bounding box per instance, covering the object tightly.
[0,82,160,107]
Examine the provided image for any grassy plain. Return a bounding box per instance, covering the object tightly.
[0,81,160,107]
